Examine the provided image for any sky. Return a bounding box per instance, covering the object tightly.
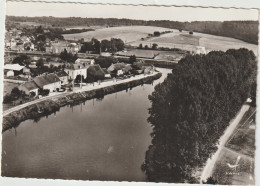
[5,1,259,22]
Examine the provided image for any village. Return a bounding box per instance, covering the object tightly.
[3,24,161,110]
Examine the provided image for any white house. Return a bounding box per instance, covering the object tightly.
[195,46,207,55]
[33,74,61,92]
[75,58,95,65]
[64,63,89,80]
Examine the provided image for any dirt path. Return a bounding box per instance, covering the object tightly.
[200,104,250,183]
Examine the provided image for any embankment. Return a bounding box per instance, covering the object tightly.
[2,73,162,132]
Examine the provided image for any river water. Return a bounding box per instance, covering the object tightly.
[2,68,171,181]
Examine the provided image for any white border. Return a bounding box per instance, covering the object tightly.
[0,1,259,186]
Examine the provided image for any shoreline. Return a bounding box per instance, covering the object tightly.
[2,72,162,133]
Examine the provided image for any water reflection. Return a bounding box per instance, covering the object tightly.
[2,68,171,181]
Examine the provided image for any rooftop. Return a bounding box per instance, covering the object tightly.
[33,74,61,88]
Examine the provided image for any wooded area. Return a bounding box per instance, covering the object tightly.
[141,48,256,183]
[6,16,258,44]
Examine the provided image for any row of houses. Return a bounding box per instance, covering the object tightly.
[18,73,65,96]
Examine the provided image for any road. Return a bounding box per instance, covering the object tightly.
[3,72,159,117]
[200,104,250,183]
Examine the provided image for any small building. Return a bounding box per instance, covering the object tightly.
[107,63,126,76]
[33,74,61,92]
[56,71,69,85]
[47,42,80,54]
[4,64,29,76]
[75,58,95,65]
[103,68,111,78]
[6,70,14,77]
[64,63,89,80]
[18,81,39,96]
[195,46,207,55]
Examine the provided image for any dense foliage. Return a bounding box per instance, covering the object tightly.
[6,16,258,44]
[142,48,256,183]
[80,38,124,54]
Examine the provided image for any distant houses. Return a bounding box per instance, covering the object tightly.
[18,73,63,96]
[46,42,80,54]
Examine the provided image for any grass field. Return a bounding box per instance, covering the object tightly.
[116,49,185,61]
[226,108,256,158]
[63,26,171,43]
[212,148,254,185]
[211,107,256,185]
[4,82,20,96]
[64,25,258,55]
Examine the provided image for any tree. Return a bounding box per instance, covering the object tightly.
[101,39,111,52]
[203,177,218,184]
[129,55,136,64]
[75,75,85,83]
[59,49,75,62]
[11,87,25,99]
[91,38,101,54]
[36,58,44,69]
[179,29,183,32]
[144,45,149,49]
[142,49,256,183]
[189,31,193,35]
[95,56,118,68]
[111,38,124,51]
[138,44,143,49]
[12,54,31,66]
[152,43,158,50]
[154,31,161,37]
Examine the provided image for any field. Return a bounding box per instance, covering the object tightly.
[63,26,172,43]
[4,82,20,96]
[116,49,185,61]
[64,26,258,55]
[226,108,256,158]
[212,148,254,185]
[211,107,256,185]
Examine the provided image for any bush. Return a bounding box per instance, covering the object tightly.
[3,94,15,104]
[39,89,50,96]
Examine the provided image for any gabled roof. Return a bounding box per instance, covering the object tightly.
[33,74,61,88]
[75,58,94,64]
[65,63,89,70]
[4,64,25,71]
[56,70,69,77]
[19,81,38,91]
[107,63,126,72]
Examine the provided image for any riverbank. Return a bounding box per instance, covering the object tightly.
[2,72,162,132]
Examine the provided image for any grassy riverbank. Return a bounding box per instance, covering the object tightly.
[2,72,162,132]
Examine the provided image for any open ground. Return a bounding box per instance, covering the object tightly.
[211,107,256,185]
[63,26,258,54]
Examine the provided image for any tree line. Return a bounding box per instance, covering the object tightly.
[80,38,124,54]
[141,48,256,183]
[6,16,258,44]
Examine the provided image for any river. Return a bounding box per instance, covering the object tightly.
[1,68,171,181]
